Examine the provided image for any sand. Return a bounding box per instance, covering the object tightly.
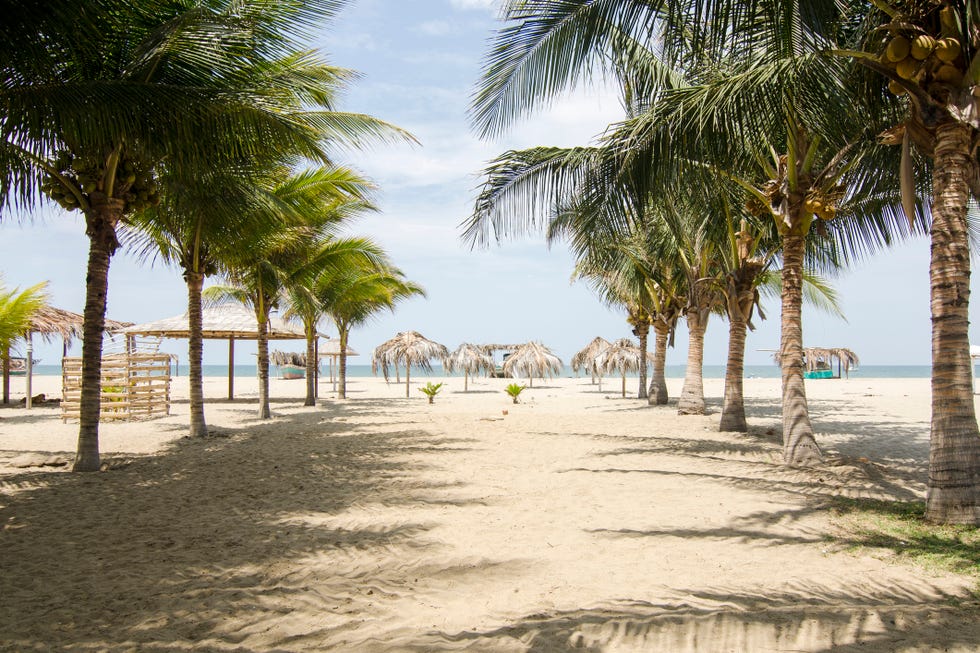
[1,373,978,652]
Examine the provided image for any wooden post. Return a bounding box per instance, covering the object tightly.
[2,346,9,404]
[314,337,319,399]
[25,332,33,409]
[228,337,235,400]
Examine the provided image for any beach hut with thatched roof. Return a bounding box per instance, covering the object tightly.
[120,304,310,399]
[502,341,563,387]
[4,305,130,408]
[572,336,611,388]
[318,339,359,392]
[372,331,449,398]
[596,337,654,398]
[445,343,494,391]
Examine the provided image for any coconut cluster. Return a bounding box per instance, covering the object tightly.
[40,150,160,213]
[803,187,845,221]
[879,5,968,95]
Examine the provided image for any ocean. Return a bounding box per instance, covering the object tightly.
[23,363,935,379]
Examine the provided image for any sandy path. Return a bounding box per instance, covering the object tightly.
[1,375,978,651]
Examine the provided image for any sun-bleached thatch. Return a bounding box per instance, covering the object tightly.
[372,331,449,398]
[28,305,130,345]
[270,350,305,366]
[773,346,860,378]
[571,336,611,385]
[445,343,494,392]
[119,304,307,340]
[502,341,563,388]
[596,337,653,398]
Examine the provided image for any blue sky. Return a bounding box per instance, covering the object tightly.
[0,0,965,367]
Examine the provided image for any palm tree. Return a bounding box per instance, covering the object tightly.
[1,0,401,471]
[845,2,980,523]
[316,263,425,399]
[471,0,912,463]
[372,331,448,398]
[0,280,48,384]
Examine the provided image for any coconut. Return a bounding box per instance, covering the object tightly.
[935,38,961,63]
[935,64,964,85]
[896,57,919,80]
[886,36,911,62]
[910,35,936,60]
[888,79,907,95]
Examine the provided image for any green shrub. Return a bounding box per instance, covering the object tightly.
[418,382,444,404]
[504,383,526,404]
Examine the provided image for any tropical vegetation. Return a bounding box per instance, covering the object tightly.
[467,0,978,525]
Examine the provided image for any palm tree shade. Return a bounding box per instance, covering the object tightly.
[595,337,651,398]
[502,341,563,388]
[372,331,449,398]
[445,343,495,392]
[572,336,611,388]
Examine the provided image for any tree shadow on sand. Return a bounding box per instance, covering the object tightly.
[404,582,980,652]
[0,408,502,652]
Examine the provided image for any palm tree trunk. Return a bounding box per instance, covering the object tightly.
[465,371,469,392]
[635,322,649,400]
[649,323,669,405]
[678,310,706,415]
[781,233,821,464]
[74,198,124,472]
[256,309,271,419]
[185,271,207,437]
[719,312,748,432]
[304,322,316,407]
[338,328,349,399]
[925,121,980,524]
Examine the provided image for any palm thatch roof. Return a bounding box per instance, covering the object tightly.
[444,343,495,376]
[119,305,309,339]
[318,339,358,357]
[593,338,654,398]
[773,347,860,375]
[595,338,652,374]
[270,350,306,366]
[28,306,130,345]
[571,337,611,375]
[503,341,563,385]
[372,331,449,381]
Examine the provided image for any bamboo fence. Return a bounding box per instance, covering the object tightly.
[61,352,175,422]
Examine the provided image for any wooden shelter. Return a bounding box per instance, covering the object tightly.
[572,336,611,387]
[595,337,655,398]
[317,339,358,392]
[372,331,449,398]
[118,305,311,399]
[445,343,495,391]
[2,305,129,409]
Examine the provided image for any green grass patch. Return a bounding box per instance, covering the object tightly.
[829,497,980,585]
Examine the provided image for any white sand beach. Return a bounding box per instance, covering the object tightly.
[1,373,978,652]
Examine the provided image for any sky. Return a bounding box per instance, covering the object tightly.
[0,0,968,368]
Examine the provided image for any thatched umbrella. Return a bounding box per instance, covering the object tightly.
[773,346,860,379]
[502,341,563,388]
[596,337,653,398]
[572,336,611,389]
[372,331,449,398]
[445,343,494,391]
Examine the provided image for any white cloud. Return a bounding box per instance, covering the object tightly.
[417,19,453,36]
[449,0,500,12]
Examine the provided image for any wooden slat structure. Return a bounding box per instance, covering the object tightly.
[61,353,175,422]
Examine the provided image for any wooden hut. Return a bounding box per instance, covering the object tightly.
[773,347,859,379]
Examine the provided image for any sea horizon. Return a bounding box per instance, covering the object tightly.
[20,363,937,379]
